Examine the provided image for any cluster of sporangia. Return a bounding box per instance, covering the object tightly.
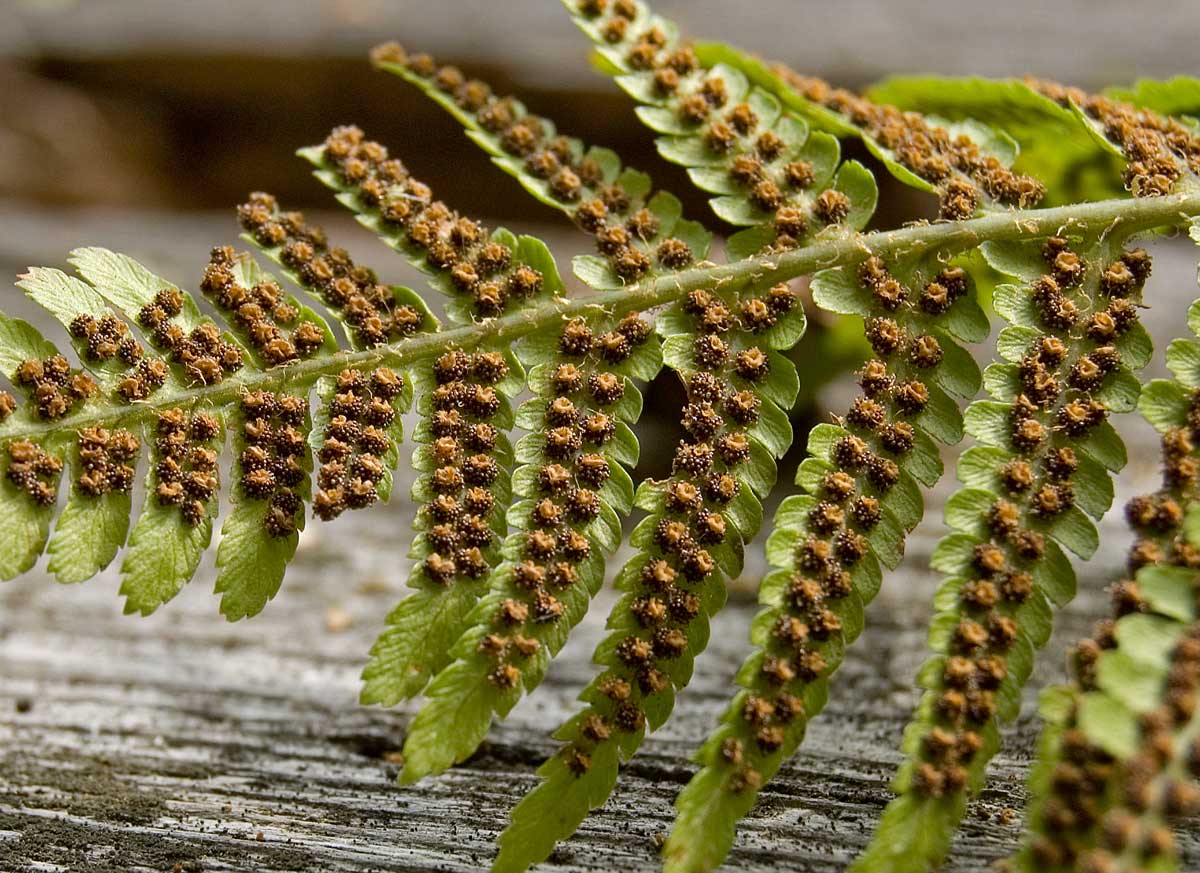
[67,311,168,403]
[235,390,310,537]
[556,286,794,774]
[370,41,699,281]
[237,190,424,347]
[906,240,1150,801]
[5,440,62,506]
[135,286,244,388]
[11,354,97,421]
[315,125,547,317]
[73,427,140,497]
[480,314,650,694]
[200,245,325,365]
[772,66,1046,219]
[313,367,405,522]
[151,409,220,526]
[1031,80,1200,197]
[414,350,508,585]
[570,0,856,248]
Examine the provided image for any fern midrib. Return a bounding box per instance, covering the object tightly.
[4,191,1197,444]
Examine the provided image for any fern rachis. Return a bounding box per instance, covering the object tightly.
[6,3,1200,872]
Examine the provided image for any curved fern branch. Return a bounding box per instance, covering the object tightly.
[0,194,1194,617]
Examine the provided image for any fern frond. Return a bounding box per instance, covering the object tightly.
[494,280,804,872]
[692,47,1044,219]
[562,0,878,251]
[863,76,1125,203]
[1107,76,1200,119]
[400,311,662,782]
[368,42,713,290]
[865,76,1200,204]
[854,234,1154,872]
[662,247,987,872]
[268,136,571,702]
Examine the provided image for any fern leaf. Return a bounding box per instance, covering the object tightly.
[864,76,1124,203]
[45,429,137,585]
[1016,576,1200,873]
[1011,264,1200,871]
[289,131,585,703]
[494,282,804,872]
[298,129,566,318]
[214,389,314,620]
[400,312,662,782]
[1107,76,1200,118]
[853,235,1154,872]
[120,408,226,615]
[236,190,437,349]
[562,0,1047,223]
[358,353,518,705]
[562,0,878,250]
[866,75,1200,202]
[663,249,985,873]
[368,43,713,290]
[0,312,68,579]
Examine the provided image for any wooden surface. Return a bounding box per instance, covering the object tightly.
[2,220,1200,872]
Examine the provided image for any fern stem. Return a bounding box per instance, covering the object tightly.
[4,192,1198,446]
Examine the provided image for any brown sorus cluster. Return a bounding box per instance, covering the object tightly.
[559,289,793,777]
[68,311,170,403]
[912,239,1146,800]
[370,42,697,281]
[313,367,405,521]
[0,391,16,422]
[237,191,424,346]
[476,314,651,706]
[136,287,244,387]
[236,390,309,537]
[562,8,862,247]
[12,354,97,420]
[68,311,144,366]
[1029,627,1200,870]
[1031,79,1200,197]
[74,427,139,497]
[5,439,63,506]
[772,68,1045,219]
[200,246,326,365]
[152,408,221,526]
[315,125,550,315]
[411,351,508,585]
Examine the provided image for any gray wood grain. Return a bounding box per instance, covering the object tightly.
[2,216,1200,871]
